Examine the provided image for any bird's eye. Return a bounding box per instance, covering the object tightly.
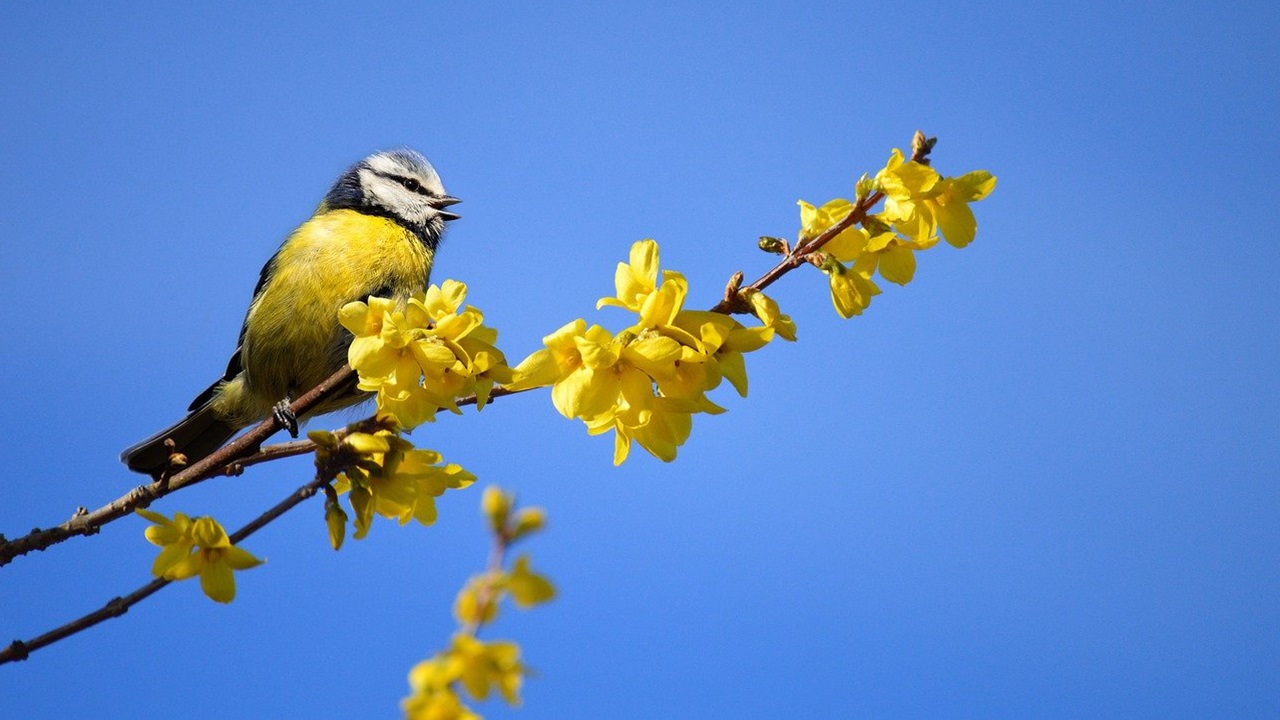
[399,177,422,193]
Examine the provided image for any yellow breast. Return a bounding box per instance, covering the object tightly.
[223,209,433,421]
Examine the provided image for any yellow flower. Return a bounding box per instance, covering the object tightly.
[520,238,798,464]
[419,278,469,320]
[508,319,610,416]
[402,684,479,720]
[597,239,690,328]
[137,509,263,603]
[329,428,474,539]
[597,239,660,313]
[820,223,871,264]
[931,170,997,248]
[454,572,501,626]
[139,508,195,578]
[509,321,668,422]
[507,555,556,608]
[825,261,882,318]
[587,396,697,465]
[382,450,475,528]
[448,634,525,705]
[338,295,407,380]
[876,148,943,244]
[744,290,797,342]
[797,198,861,245]
[855,224,939,286]
[403,636,525,711]
[403,660,481,720]
[876,149,997,248]
[656,311,762,399]
[339,282,513,430]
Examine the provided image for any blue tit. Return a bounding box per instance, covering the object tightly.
[121,149,460,476]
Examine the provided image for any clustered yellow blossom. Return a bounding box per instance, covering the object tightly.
[402,487,555,720]
[403,636,523,719]
[312,420,475,548]
[137,509,263,603]
[798,149,996,317]
[508,240,794,464]
[340,280,514,430]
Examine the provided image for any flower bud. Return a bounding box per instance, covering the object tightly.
[511,508,547,541]
[482,486,512,532]
[861,214,892,237]
[854,173,875,203]
[325,500,348,551]
[758,236,786,254]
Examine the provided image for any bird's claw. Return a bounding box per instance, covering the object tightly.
[273,400,299,438]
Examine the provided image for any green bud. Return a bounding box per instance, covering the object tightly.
[758,236,787,254]
[324,500,348,551]
[854,173,875,203]
[861,215,892,236]
[820,255,847,275]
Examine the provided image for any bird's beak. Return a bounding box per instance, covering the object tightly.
[432,195,462,221]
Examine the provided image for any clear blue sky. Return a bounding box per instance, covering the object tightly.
[1,2,1277,717]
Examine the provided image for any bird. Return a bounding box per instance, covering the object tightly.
[121,149,460,476]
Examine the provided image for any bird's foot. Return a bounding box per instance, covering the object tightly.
[273,400,299,438]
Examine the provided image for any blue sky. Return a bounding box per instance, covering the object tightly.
[1,2,1277,717]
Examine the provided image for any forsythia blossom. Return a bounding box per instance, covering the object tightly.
[339,280,514,430]
[875,147,997,248]
[509,239,792,464]
[403,636,524,719]
[403,487,554,719]
[797,148,996,316]
[137,509,263,603]
[312,421,475,543]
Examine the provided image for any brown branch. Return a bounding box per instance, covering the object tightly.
[0,365,356,567]
[708,190,885,315]
[223,439,320,474]
[462,515,512,638]
[0,475,329,665]
[708,130,934,315]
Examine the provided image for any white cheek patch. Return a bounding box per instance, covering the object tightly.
[360,171,436,225]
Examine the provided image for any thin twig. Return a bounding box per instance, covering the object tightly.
[224,439,319,474]
[708,190,885,315]
[709,130,933,315]
[0,475,329,665]
[0,365,356,567]
[462,519,511,638]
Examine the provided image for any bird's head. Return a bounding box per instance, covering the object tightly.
[323,148,461,247]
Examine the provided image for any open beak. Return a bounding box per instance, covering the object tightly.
[432,195,462,221]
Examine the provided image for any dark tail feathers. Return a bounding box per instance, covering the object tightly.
[120,404,237,476]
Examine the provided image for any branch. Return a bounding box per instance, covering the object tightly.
[462,521,511,638]
[1,132,938,567]
[708,191,884,315]
[709,130,933,315]
[0,475,329,665]
[0,365,356,567]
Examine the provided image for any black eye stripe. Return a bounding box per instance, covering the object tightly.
[369,168,434,197]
